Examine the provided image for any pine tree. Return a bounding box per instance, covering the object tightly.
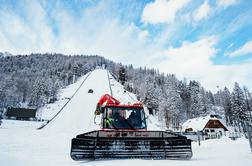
[243,86,252,119]
[189,81,204,118]
[143,78,159,114]
[118,66,127,85]
[222,87,232,125]
[162,77,183,129]
[179,79,191,119]
[231,82,249,131]
[206,91,215,105]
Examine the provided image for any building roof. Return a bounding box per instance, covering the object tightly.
[182,115,227,131]
[6,107,37,118]
[205,119,228,131]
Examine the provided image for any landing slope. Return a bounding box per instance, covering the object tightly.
[45,69,111,135]
[0,69,251,166]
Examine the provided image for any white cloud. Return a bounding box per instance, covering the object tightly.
[0,1,251,92]
[141,0,191,24]
[228,40,252,57]
[158,36,217,78]
[217,0,238,8]
[192,0,212,21]
[0,1,55,54]
[0,1,158,66]
[156,36,252,91]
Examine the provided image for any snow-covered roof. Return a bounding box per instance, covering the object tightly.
[182,115,221,131]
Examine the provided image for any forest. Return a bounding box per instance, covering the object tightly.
[0,53,251,131]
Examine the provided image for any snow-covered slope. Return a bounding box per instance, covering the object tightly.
[44,69,111,134]
[40,71,92,121]
[0,68,251,166]
[108,71,137,104]
[0,71,92,129]
[1,68,162,130]
[0,69,114,165]
[0,119,44,129]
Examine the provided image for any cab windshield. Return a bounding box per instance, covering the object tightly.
[103,107,146,129]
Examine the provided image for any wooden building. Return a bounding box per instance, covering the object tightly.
[6,107,37,121]
[182,115,228,139]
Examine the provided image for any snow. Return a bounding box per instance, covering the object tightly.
[0,128,251,166]
[147,114,165,130]
[0,119,43,129]
[108,71,137,105]
[0,69,252,166]
[191,137,252,166]
[182,115,227,131]
[39,71,92,121]
[182,116,210,131]
[43,69,111,134]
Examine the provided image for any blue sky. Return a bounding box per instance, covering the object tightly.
[0,0,252,91]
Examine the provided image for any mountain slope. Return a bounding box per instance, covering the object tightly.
[44,69,111,135]
[0,68,251,166]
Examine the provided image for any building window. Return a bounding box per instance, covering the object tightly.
[210,129,215,132]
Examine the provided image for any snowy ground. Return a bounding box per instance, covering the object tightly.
[0,69,251,166]
[0,119,44,129]
[0,128,251,166]
[40,71,92,121]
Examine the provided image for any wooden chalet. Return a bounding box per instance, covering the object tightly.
[182,115,228,139]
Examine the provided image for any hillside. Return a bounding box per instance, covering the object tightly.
[0,68,251,166]
[0,53,252,131]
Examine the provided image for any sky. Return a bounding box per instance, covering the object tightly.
[0,0,252,92]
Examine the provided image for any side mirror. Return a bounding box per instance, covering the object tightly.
[94,114,102,125]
